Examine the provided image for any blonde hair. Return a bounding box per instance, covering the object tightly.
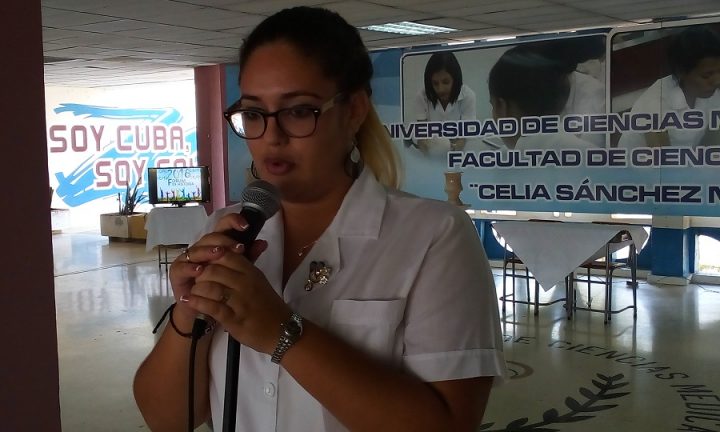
[356,105,402,189]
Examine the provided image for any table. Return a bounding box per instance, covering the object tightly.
[492,220,648,291]
[145,206,209,268]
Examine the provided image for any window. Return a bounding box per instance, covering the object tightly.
[696,235,720,275]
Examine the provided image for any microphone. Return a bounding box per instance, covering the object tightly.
[192,180,281,335]
[224,179,281,246]
[220,180,281,432]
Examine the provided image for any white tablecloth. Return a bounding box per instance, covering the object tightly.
[492,221,649,291]
[145,206,209,251]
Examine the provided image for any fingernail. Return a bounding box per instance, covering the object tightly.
[239,222,250,230]
[180,295,190,303]
[211,246,222,254]
[234,243,245,252]
[194,265,203,272]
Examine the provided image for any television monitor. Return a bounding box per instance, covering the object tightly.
[147,166,211,206]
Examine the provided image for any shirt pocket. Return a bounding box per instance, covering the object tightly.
[329,299,407,359]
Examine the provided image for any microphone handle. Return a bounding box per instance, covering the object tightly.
[223,207,267,250]
[191,206,267,333]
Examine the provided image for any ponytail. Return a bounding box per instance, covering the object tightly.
[356,105,402,189]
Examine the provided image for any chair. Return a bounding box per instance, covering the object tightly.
[157,244,187,272]
[571,225,638,324]
[498,220,571,318]
[501,245,537,313]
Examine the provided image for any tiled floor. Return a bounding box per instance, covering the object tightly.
[53,232,720,431]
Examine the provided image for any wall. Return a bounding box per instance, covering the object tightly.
[224,64,253,203]
[195,65,227,212]
[1,0,61,430]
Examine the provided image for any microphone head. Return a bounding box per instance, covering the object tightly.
[241,180,281,219]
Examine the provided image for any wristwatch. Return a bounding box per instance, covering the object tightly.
[270,313,304,364]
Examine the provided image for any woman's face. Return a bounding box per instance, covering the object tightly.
[238,41,363,203]
[680,56,720,99]
[431,70,454,104]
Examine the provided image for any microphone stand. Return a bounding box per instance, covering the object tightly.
[220,207,267,432]
[221,336,241,432]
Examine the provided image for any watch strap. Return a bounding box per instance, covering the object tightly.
[270,313,303,364]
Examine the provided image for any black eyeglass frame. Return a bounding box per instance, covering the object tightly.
[223,93,345,139]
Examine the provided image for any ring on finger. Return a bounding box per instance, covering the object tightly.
[181,247,191,262]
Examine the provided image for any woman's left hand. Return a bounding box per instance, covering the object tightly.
[180,250,291,354]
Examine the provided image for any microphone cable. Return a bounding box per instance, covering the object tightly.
[151,304,214,432]
[188,316,211,432]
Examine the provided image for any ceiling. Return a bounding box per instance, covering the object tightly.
[42,0,720,87]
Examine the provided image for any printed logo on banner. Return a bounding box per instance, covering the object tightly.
[483,335,720,431]
[47,103,197,207]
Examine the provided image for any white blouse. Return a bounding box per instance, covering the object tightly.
[562,71,606,148]
[618,74,720,148]
[203,169,506,432]
[414,83,477,122]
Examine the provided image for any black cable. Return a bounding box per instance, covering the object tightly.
[152,304,212,431]
[188,317,209,432]
[222,337,242,432]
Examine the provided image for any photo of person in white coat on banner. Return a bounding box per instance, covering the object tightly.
[535,37,607,147]
[618,25,720,149]
[488,44,597,151]
[411,51,477,156]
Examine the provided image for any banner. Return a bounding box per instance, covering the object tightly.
[46,83,196,228]
[394,18,720,216]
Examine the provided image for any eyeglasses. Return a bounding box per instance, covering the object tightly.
[224,93,344,139]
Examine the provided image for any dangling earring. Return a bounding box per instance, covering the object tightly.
[250,161,260,179]
[350,145,361,164]
[344,138,363,179]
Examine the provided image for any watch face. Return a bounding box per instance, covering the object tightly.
[283,321,302,338]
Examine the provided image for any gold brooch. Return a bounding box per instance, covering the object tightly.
[304,261,332,291]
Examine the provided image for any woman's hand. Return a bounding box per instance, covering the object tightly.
[168,212,269,324]
[171,212,289,353]
[181,246,291,354]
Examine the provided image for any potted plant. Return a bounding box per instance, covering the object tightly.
[100,182,148,240]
